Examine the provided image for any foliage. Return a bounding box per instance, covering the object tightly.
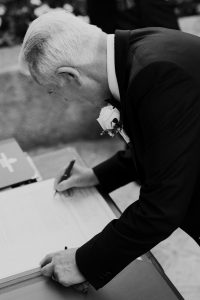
[0,0,86,47]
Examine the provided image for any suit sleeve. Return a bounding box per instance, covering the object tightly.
[76,62,200,289]
[93,147,139,194]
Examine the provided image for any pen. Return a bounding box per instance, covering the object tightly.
[54,160,76,196]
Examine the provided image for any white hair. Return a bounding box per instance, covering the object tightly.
[19,10,102,83]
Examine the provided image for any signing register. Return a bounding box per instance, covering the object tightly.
[0,139,183,300]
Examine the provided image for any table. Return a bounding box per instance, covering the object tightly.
[0,147,184,300]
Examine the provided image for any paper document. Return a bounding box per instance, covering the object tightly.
[0,179,116,286]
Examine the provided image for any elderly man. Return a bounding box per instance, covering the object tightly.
[19,11,200,290]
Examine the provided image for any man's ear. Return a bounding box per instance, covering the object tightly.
[56,67,81,86]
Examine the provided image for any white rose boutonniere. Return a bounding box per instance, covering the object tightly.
[97,105,130,143]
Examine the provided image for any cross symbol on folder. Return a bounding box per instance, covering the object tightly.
[0,153,17,173]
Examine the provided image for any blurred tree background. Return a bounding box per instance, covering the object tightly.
[0,0,87,47]
[0,0,199,47]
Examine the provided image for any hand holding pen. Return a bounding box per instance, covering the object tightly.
[54,159,99,194]
[54,160,76,196]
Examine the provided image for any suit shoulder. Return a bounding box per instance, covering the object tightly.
[127,61,196,105]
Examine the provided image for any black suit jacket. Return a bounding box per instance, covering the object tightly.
[76,28,200,289]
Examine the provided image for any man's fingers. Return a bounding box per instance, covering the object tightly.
[56,177,77,192]
[54,168,66,189]
[40,252,55,267]
[54,163,79,191]
[41,262,54,277]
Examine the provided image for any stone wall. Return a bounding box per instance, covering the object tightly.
[0,46,100,150]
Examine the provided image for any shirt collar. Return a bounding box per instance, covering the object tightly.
[107,34,120,101]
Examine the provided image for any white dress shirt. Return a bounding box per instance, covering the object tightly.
[107,34,120,101]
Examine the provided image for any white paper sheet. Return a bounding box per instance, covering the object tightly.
[0,179,116,283]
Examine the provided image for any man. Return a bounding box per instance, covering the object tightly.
[19,10,200,290]
[87,0,180,33]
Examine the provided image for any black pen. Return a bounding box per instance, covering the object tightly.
[54,160,76,196]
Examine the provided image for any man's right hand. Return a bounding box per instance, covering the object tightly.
[54,162,100,193]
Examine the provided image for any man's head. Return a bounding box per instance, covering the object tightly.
[19,10,111,107]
